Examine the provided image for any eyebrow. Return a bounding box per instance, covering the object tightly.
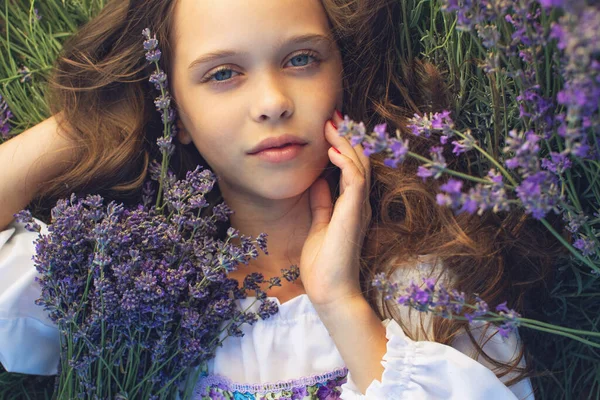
[188,33,334,70]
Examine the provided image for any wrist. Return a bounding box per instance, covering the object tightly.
[313,292,370,320]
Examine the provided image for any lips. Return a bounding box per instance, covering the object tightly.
[247,134,308,154]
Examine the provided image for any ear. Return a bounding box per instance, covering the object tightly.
[176,119,193,145]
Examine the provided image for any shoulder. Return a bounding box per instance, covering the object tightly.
[374,254,533,397]
[375,254,451,341]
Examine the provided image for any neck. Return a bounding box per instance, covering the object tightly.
[223,189,313,277]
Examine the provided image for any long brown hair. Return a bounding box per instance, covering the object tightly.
[34,0,563,391]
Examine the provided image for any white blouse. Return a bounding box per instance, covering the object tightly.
[0,218,534,399]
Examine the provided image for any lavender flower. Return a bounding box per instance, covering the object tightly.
[436,179,463,210]
[372,273,521,339]
[408,111,455,139]
[417,146,447,180]
[281,265,300,282]
[515,171,562,220]
[573,236,597,257]
[541,151,572,175]
[451,129,477,155]
[0,94,13,139]
[15,181,281,396]
[17,66,32,83]
[503,130,541,175]
[562,210,589,234]
[12,209,41,232]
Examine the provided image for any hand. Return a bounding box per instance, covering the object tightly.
[299,109,372,308]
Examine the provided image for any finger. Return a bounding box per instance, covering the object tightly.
[333,111,372,188]
[307,178,333,235]
[325,120,366,177]
[328,146,367,199]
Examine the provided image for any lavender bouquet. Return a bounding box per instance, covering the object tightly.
[13,28,296,399]
[333,0,600,389]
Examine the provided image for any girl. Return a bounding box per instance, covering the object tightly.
[0,0,556,398]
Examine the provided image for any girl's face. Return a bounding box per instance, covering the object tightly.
[170,0,344,203]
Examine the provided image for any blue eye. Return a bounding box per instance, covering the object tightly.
[289,53,312,67]
[202,50,321,85]
[212,69,234,82]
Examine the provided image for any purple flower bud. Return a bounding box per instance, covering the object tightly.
[149,71,167,90]
[441,176,462,193]
[573,236,596,257]
[0,94,14,139]
[541,152,572,175]
[157,136,175,156]
[154,94,171,110]
[417,165,433,182]
[562,210,588,234]
[145,49,162,63]
[258,299,279,319]
[451,130,476,155]
[13,209,41,232]
[516,171,562,220]
[281,265,300,282]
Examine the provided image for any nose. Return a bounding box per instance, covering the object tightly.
[251,70,294,122]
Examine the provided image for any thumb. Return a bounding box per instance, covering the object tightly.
[308,178,333,234]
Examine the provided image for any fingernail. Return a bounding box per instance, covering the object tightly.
[335,109,343,119]
[333,147,341,154]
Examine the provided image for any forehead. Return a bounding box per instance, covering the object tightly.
[172,0,332,55]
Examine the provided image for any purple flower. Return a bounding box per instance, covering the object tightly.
[336,115,366,144]
[258,299,279,319]
[515,171,562,219]
[562,211,588,234]
[243,272,265,291]
[156,136,175,156]
[154,94,171,110]
[550,23,568,50]
[541,152,572,175]
[149,71,168,90]
[573,236,597,257]
[427,146,447,179]
[281,265,300,282]
[440,178,462,194]
[465,297,488,323]
[477,25,500,48]
[408,111,454,138]
[451,129,476,155]
[417,165,433,181]
[13,209,41,232]
[373,274,521,337]
[494,302,522,339]
[437,179,463,209]
[539,0,567,8]
[503,130,541,175]
[0,94,13,139]
[383,138,409,168]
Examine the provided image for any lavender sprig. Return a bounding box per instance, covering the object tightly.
[142,28,177,212]
[372,273,600,346]
[0,93,13,140]
[338,110,597,271]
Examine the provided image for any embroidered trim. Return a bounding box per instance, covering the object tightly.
[193,367,349,397]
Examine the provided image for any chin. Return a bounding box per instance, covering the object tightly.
[258,173,322,200]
